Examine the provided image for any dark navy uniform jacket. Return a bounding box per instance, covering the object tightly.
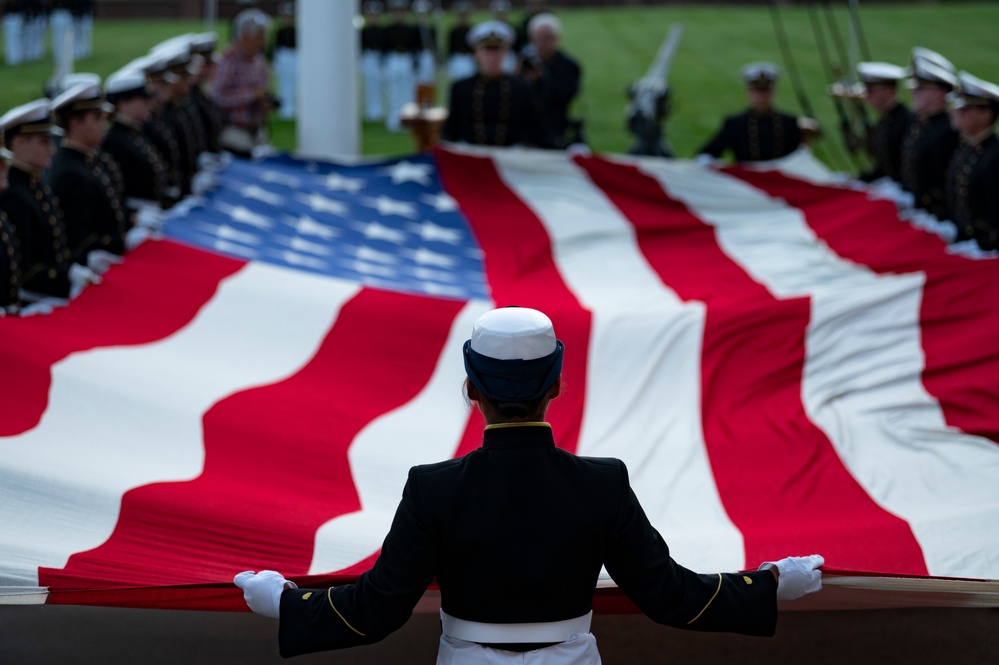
[698,108,802,162]
[900,111,959,219]
[0,165,73,298]
[45,143,128,259]
[946,132,999,251]
[860,102,915,183]
[102,119,170,212]
[278,424,778,658]
[0,210,22,311]
[444,74,543,147]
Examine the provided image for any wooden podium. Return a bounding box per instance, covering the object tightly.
[400,83,449,152]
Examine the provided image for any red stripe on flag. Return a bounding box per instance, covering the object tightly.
[0,240,243,437]
[434,149,591,456]
[41,288,466,594]
[578,156,928,574]
[725,167,999,444]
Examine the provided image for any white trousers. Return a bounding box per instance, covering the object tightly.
[437,633,601,665]
[384,51,415,132]
[361,50,384,121]
[273,47,297,120]
[50,9,73,63]
[417,49,436,84]
[3,13,24,65]
[28,15,46,61]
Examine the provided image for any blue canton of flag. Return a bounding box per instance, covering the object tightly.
[162,154,490,301]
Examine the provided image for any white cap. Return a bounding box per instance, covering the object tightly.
[50,81,113,119]
[907,47,958,89]
[857,62,907,84]
[467,20,515,48]
[0,99,55,137]
[469,308,557,361]
[950,71,999,110]
[527,12,561,37]
[742,62,780,88]
[50,72,102,98]
[150,33,195,57]
[105,68,151,100]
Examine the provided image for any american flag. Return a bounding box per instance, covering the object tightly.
[1,146,997,610]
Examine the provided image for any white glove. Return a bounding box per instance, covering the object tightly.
[191,171,219,196]
[233,570,297,619]
[126,226,153,250]
[19,301,55,317]
[135,206,165,231]
[69,263,102,298]
[87,249,123,275]
[760,554,824,600]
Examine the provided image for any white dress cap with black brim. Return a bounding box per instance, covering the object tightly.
[105,68,153,104]
[907,58,959,91]
[463,307,564,403]
[949,71,999,111]
[50,81,114,119]
[741,62,780,89]
[857,62,907,85]
[467,20,515,49]
[0,99,60,140]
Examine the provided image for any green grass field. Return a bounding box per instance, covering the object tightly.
[2,2,997,170]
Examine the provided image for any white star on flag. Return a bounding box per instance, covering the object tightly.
[363,196,418,219]
[354,245,399,265]
[279,236,334,256]
[218,203,272,229]
[409,221,464,244]
[356,221,408,244]
[238,184,286,206]
[213,239,258,258]
[420,192,458,212]
[349,260,399,278]
[212,224,262,245]
[296,192,349,216]
[407,247,456,268]
[383,160,434,185]
[260,170,302,188]
[287,214,338,239]
[322,173,365,193]
[279,250,329,271]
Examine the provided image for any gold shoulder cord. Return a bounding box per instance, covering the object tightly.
[686,573,723,625]
[327,588,366,637]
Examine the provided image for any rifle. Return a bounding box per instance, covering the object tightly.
[625,24,683,157]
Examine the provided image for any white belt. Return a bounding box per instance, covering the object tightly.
[440,610,592,644]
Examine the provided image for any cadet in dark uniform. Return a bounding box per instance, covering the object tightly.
[0,142,23,314]
[134,53,185,201]
[102,67,171,216]
[697,62,803,163]
[46,81,129,262]
[443,20,543,147]
[0,99,83,302]
[899,48,960,219]
[189,32,225,154]
[235,307,824,664]
[856,62,915,183]
[945,71,999,251]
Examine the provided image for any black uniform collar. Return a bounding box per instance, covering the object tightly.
[482,422,555,450]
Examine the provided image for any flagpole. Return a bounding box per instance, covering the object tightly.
[297,0,360,159]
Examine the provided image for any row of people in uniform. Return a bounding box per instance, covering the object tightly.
[0,31,229,316]
[441,17,581,150]
[2,0,94,65]
[843,48,999,252]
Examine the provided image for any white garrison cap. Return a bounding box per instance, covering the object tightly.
[950,71,999,110]
[50,81,113,118]
[467,20,515,48]
[742,62,780,88]
[0,99,57,137]
[857,62,907,84]
[469,308,557,361]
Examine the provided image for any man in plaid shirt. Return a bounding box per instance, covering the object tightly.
[212,8,273,156]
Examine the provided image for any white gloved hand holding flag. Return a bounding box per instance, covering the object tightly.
[234,570,297,619]
[760,554,824,600]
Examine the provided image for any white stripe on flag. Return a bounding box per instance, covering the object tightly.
[492,150,745,573]
[633,157,999,578]
[0,263,360,586]
[308,299,492,575]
